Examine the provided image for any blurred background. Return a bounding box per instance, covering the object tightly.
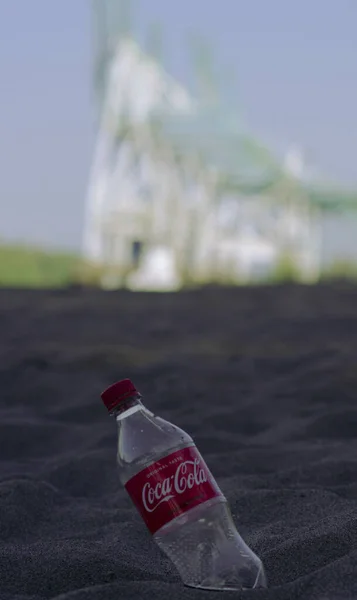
[1,0,357,290]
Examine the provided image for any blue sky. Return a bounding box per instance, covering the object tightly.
[0,0,356,251]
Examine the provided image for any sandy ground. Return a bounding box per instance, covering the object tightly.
[1,283,357,600]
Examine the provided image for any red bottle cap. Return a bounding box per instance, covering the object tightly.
[101,379,140,412]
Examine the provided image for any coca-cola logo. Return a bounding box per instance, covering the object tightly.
[142,457,208,513]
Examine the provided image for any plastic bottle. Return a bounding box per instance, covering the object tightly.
[101,378,267,591]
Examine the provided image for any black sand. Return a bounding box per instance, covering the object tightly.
[1,283,357,600]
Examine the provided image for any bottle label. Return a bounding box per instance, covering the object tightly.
[125,446,224,534]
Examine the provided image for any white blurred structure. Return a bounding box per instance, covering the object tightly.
[82,36,194,268]
[82,1,326,289]
[284,145,304,179]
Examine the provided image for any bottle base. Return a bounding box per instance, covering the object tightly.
[184,563,267,592]
[155,497,267,592]
[185,584,254,592]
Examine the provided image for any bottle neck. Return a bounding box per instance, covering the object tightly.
[112,393,145,421]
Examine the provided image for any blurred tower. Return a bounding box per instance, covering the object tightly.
[82,0,196,289]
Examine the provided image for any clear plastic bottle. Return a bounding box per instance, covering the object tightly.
[101,379,267,591]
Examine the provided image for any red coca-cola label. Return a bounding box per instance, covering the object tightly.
[125,446,223,534]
